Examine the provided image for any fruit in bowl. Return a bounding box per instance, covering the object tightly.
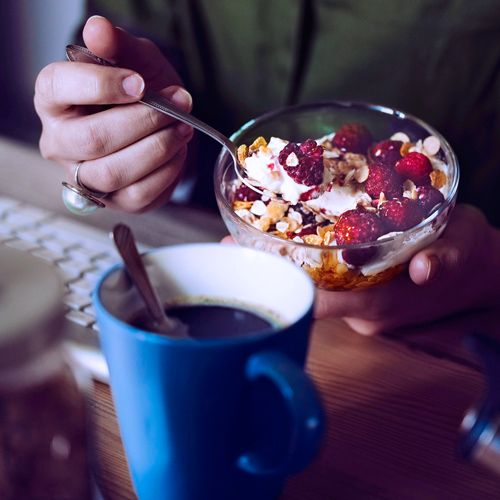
[214,102,459,291]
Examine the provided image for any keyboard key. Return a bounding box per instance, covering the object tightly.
[4,206,51,227]
[5,239,40,252]
[39,236,77,253]
[0,225,15,242]
[68,278,96,295]
[0,196,20,214]
[65,310,95,327]
[63,293,92,310]
[14,228,47,243]
[31,248,66,263]
[93,255,119,271]
[83,305,96,317]
[66,246,107,262]
[57,260,95,275]
[58,267,83,283]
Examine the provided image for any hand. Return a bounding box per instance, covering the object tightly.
[34,15,193,212]
[315,204,500,335]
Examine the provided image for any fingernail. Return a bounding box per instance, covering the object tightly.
[87,15,105,22]
[176,123,193,138]
[170,88,192,110]
[122,74,144,97]
[425,255,441,283]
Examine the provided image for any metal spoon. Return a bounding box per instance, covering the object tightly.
[62,44,263,215]
[112,223,189,338]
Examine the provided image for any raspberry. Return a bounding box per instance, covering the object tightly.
[365,163,403,199]
[378,198,424,231]
[278,140,324,186]
[234,184,261,202]
[416,185,445,215]
[334,209,385,266]
[395,152,432,185]
[331,123,373,154]
[299,139,324,158]
[369,140,403,167]
[335,209,385,245]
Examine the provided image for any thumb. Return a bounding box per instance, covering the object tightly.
[82,15,182,89]
[409,204,486,286]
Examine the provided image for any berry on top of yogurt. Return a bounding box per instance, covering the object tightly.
[395,152,433,185]
[369,140,403,167]
[331,123,373,154]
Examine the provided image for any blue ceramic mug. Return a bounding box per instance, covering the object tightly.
[94,243,324,500]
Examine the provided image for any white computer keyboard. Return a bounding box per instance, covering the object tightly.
[0,194,150,382]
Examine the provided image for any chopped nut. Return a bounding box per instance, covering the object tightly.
[317,224,336,239]
[254,216,271,232]
[430,170,447,189]
[233,201,253,211]
[303,234,323,246]
[249,136,267,152]
[400,142,413,157]
[266,200,289,222]
[335,263,349,274]
[284,217,300,233]
[237,144,248,164]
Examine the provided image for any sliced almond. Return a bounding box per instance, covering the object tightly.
[423,136,441,156]
[323,231,334,245]
[354,163,369,183]
[250,200,267,216]
[276,220,290,233]
[391,132,410,143]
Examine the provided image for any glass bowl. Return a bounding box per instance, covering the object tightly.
[214,102,459,291]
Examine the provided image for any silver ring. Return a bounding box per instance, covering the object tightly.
[74,161,106,199]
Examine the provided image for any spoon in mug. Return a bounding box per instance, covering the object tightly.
[112,223,189,339]
[62,44,265,215]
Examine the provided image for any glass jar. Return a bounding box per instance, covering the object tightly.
[0,246,91,499]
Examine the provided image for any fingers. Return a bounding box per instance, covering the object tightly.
[40,86,192,161]
[104,147,188,213]
[68,120,193,194]
[34,62,145,116]
[220,236,235,245]
[82,15,181,89]
[409,205,488,285]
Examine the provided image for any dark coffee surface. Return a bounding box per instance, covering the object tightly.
[130,304,275,339]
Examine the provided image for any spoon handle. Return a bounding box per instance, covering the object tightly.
[112,224,174,329]
[141,91,236,155]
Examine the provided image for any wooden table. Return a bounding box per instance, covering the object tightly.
[90,312,500,500]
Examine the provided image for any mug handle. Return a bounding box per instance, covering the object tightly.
[237,350,324,476]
